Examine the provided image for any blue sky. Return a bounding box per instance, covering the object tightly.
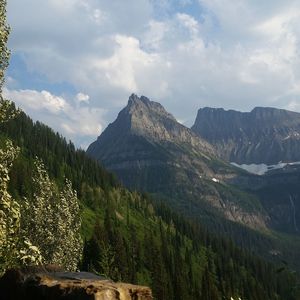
[5,0,300,148]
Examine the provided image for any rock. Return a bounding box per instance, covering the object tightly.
[192,106,300,164]
[0,267,153,300]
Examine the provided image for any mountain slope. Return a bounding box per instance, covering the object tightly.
[1,107,298,299]
[191,106,300,164]
[191,106,300,237]
[87,94,269,231]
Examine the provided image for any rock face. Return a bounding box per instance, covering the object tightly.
[0,267,153,300]
[192,107,300,164]
[87,94,215,166]
[87,94,268,231]
[235,170,300,235]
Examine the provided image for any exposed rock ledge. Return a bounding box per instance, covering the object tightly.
[0,266,153,300]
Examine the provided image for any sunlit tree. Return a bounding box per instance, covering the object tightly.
[21,159,83,271]
[0,0,41,274]
[0,0,10,93]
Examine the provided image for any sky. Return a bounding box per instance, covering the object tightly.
[4,0,300,148]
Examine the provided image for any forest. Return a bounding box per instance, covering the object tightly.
[1,109,299,299]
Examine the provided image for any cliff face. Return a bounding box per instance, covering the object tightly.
[87,95,268,232]
[234,170,300,235]
[0,267,153,300]
[192,107,300,164]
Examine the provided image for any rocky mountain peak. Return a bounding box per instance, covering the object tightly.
[87,94,215,164]
[128,93,151,106]
[126,94,176,122]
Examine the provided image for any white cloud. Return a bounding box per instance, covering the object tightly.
[176,13,199,36]
[5,0,300,144]
[76,93,90,104]
[3,88,105,148]
[3,89,67,114]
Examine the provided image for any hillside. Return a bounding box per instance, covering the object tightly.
[191,105,300,234]
[0,107,299,299]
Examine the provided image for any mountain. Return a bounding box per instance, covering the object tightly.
[2,107,298,299]
[191,106,300,234]
[87,95,300,273]
[191,106,300,165]
[87,94,269,232]
[87,93,215,174]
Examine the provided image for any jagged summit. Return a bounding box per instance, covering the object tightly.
[127,93,151,108]
[88,94,214,155]
[127,93,152,107]
[86,95,216,172]
[126,94,177,123]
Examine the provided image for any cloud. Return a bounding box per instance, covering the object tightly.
[176,13,199,36]
[3,88,105,148]
[5,0,300,145]
[4,89,67,114]
[76,93,90,104]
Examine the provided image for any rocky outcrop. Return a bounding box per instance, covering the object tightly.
[0,267,153,300]
[192,106,300,164]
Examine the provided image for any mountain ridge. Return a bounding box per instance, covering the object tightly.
[192,106,300,164]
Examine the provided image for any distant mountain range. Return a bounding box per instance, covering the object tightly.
[192,106,300,165]
[87,95,300,271]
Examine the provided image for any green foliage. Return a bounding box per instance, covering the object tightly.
[21,159,83,271]
[0,0,42,274]
[0,111,117,192]
[0,2,82,273]
[0,139,21,273]
[81,188,299,300]
[0,0,10,92]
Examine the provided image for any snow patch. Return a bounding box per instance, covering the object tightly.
[231,161,300,175]
[283,132,300,140]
